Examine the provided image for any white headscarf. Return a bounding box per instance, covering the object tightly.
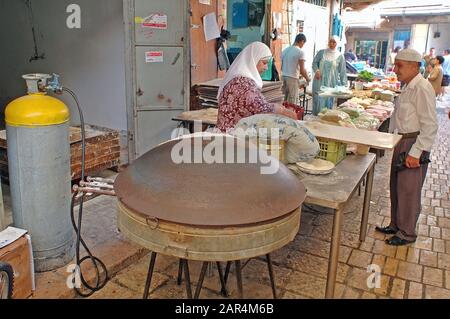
[218,42,272,98]
[324,35,341,61]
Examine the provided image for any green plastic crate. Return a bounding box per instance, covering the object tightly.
[316,137,347,165]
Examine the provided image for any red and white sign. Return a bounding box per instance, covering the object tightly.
[145,51,164,63]
[143,13,168,29]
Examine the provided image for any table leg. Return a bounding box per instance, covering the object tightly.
[360,163,375,242]
[325,208,344,299]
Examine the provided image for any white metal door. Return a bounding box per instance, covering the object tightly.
[125,0,189,159]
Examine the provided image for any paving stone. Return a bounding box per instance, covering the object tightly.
[372,254,386,269]
[419,250,438,268]
[284,271,326,299]
[423,267,443,287]
[429,226,441,239]
[281,291,310,299]
[383,258,399,276]
[418,224,429,237]
[294,236,332,260]
[427,215,437,227]
[284,251,348,283]
[89,281,141,299]
[407,248,421,264]
[407,281,423,299]
[361,291,377,299]
[348,250,373,268]
[390,278,406,299]
[439,217,450,229]
[438,253,450,270]
[445,271,450,290]
[442,228,450,240]
[397,261,423,282]
[373,240,397,258]
[425,286,450,299]
[433,239,446,253]
[413,236,433,251]
[347,267,389,296]
[342,286,362,299]
[112,254,171,295]
[395,246,408,261]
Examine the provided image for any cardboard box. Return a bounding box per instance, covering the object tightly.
[0,234,34,299]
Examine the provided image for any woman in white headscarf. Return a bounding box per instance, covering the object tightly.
[217,42,297,132]
[311,35,348,115]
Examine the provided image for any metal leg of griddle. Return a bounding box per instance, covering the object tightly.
[325,208,344,299]
[194,262,209,299]
[235,260,244,299]
[177,259,183,285]
[224,261,232,286]
[181,259,193,299]
[360,162,375,242]
[143,252,157,299]
[216,262,229,297]
[266,254,277,299]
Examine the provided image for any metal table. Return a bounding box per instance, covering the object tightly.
[290,153,376,298]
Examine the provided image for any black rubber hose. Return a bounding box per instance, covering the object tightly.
[63,87,108,297]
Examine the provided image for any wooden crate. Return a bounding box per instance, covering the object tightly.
[0,235,33,299]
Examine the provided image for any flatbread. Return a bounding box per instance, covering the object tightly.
[296,159,335,175]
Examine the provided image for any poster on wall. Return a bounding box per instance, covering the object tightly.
[143,13,168,29]
[145,51,164,63]
[199,0,211,5]
[203,12,220,41]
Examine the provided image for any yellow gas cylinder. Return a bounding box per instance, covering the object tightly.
[5,74,74,272]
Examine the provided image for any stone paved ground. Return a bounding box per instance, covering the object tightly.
[31,98,449,299]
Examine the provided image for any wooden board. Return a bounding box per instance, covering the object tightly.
[303,121,402,150]
[0,236,33,299]
[173,108,218,125]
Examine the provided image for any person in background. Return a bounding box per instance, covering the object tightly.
[423,47,436,78]
[427,56,444,98]
[388,46,402,72]
[281,33,311,105]
[376,49,438,246]
[440,49,450,101]
[344,48,357,63]
[216,42,297,132]
[311,35,348,115]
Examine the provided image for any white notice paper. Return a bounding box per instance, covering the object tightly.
[146,51,164,63]
[203,12,220,42]
[143,13,168,29]
[199,0,211,5]
[273,12,282,29]
[0,226,27,249]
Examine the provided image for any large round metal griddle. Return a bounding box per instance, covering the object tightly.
[115,134,306,261]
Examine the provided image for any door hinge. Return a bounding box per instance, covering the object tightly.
[128,132,134,141]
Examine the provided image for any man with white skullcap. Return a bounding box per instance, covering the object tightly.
[376,48,438,246]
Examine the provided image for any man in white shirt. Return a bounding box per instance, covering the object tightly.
[376,49,438,246]
[281,33,311,105]
[440,49,450,100]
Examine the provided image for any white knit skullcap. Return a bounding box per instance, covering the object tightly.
[395,48,422,62]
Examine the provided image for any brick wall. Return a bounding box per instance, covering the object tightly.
[70,126,121,180]
[0,125,121,182]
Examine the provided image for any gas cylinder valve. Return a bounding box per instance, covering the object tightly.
[22,73,63,94]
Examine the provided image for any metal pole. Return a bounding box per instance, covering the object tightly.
[360,162,375,242]
[325,208,343,299]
